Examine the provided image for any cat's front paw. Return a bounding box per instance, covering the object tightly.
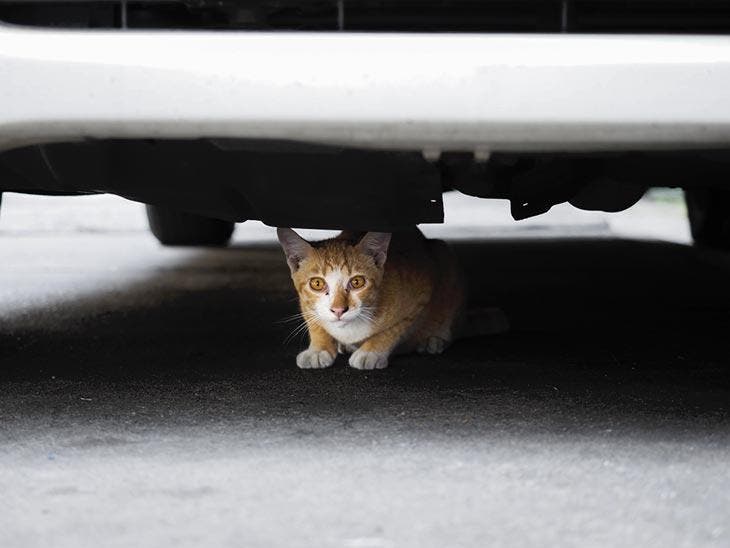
[296,349,335,369]
[349,349,389,370]
[417,336,448,355]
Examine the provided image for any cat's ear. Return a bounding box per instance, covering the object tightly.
[277,228,312,273]
[357,232,391,268]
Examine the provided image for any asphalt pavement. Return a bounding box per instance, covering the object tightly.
[0,192,728,548]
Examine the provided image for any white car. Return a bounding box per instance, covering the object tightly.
[1,0,730,247]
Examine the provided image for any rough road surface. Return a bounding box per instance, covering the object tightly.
[0,193,728,548]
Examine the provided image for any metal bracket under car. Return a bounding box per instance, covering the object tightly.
[444,153,669,220]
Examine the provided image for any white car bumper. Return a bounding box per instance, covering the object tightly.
[2,26,730,153]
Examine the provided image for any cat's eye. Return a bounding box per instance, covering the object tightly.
[309,277,326,291]
[349,275,366,290]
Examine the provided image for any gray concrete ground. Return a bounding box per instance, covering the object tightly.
[0,192,728,548]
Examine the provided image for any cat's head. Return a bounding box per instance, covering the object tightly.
[277,228,391,325]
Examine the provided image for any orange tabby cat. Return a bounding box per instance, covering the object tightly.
[278,227,473,370]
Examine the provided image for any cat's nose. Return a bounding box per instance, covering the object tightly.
[330,306,348,319]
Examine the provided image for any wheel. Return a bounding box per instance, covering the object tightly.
[685,189,730,250]
[146,205,235,246]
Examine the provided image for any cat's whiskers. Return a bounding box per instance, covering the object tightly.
[283,310,319,345]
[275,312,307,325]
[358,307,377,325]
[283,321,310,345]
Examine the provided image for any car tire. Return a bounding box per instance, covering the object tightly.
[146,205,235,246]
[685,188,730,250]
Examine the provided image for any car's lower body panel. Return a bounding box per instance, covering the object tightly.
[2,27,730,153]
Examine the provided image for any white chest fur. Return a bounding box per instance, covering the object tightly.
[322,318,374,345]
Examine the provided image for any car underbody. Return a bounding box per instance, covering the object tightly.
[2,1,730,245]
[2,139,730,232]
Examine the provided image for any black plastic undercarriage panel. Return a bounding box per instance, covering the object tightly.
[0,140,444,231]
[4,140,730,229]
